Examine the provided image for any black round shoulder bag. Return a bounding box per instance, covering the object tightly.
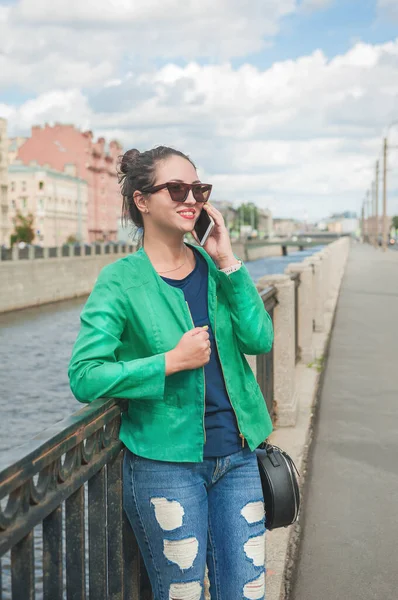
[256,442,301,530]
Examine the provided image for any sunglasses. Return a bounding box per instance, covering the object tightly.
[142,181,212,203]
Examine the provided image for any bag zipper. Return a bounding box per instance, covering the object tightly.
[214,295,245,448]
[186,301,206,444]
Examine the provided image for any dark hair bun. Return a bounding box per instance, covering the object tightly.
[120,148,140,174]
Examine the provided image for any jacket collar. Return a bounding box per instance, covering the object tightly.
[128,243,220,289]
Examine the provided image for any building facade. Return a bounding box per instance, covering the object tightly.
[16,124,122,242]
[257,208,273,237]
[273,218,301,238]
[0,119,9,246]
[8,137,28,165]
[211,200,237,231]
[8,162,88,246]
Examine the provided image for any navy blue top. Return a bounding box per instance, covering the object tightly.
[161,248,242,457]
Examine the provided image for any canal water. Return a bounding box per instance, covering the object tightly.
[0,246,323,455]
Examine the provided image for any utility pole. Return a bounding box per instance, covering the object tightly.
[375,160,379,248]
[361,201,365,242]
[365,189,370,242]
[382,137,388,252]
[371,180,376,247]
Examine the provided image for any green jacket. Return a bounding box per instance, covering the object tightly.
[68,244,274,462]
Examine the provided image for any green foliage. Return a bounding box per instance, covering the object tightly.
[66,234,78,244]
[307,355,325,373]
[391,215,398,233]
[233,203,259,231]
[10,211,35,245]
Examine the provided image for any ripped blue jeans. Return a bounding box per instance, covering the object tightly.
[123,447,266,600]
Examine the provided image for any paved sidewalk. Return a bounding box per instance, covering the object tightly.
[291,244,398,600]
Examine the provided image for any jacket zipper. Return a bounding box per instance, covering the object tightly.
[186,301,206,444]
[214,296,245,448]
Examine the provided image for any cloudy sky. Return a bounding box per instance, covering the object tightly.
[1,0,398,221]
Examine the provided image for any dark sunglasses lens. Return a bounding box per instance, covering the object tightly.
[193,184,211,203]
[167,183,187,202]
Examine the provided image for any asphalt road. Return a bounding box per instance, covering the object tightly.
[291,244,398,600]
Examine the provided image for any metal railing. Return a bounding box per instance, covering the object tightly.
[0,285,288,599]
[0,243,136,261]
[0,398,151,600]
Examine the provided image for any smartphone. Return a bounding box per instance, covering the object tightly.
[194,209,215,246]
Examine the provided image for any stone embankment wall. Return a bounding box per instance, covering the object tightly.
[255,236,351,600]
[0,248,136,313]
[0,241,289,313]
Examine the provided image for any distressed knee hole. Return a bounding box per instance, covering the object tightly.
[204,563,210,596]
[243,571,265,600]
[164,538,199,570]
[241,501,265,524]
[244,532,266,567]
[169,580,202,600]
[151,497,184,531]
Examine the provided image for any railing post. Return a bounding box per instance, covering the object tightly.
[285,264,314,363]
[257,274,297,427]
[319,246,332,311]
[304,254,324,332]
[56,246,61,258]
[12,245,19,260]
[43,247,50,259]
[28,245,35,260]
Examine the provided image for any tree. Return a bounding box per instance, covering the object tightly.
[391,215,398,235]
[66,234,78,244]
[234,203,259,231]
[10,211,35,245]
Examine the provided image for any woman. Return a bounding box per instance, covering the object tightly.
[68,146,274,600]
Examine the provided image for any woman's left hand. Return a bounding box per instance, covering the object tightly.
[192,203,237,269]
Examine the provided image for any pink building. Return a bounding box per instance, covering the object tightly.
[17,124,123,242]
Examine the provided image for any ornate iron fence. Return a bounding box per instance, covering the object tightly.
[0,398,151,600]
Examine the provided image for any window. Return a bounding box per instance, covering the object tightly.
[22,198,27,209]
[39,181,44,190]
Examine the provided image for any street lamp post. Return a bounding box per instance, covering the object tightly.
[382,120,398,252]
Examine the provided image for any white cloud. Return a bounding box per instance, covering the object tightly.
[1,1,398,220]
[0,0,297,77]
[3,90,92,134]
